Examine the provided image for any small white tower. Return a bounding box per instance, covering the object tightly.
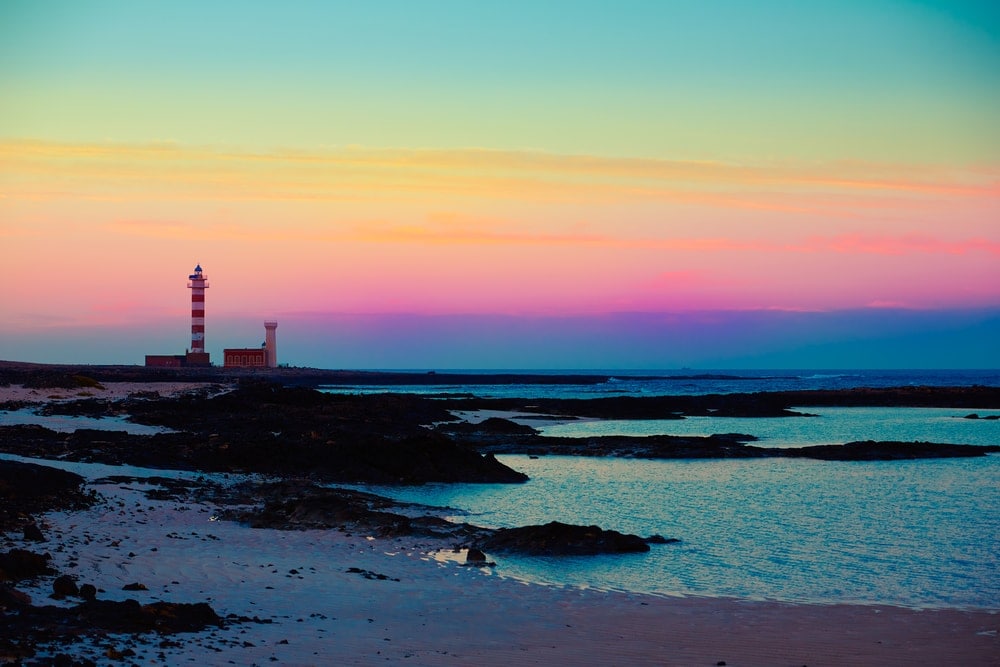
[264,321,278,367]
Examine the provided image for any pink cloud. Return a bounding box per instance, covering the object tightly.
[808,234,1000,256]
[867,300,910,309]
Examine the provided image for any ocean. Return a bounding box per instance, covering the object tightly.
[318,367,1000,399]
[328,369,1000,609]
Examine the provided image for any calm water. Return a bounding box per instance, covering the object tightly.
[346,370,1000,609]
[539,407,1000,448]
[368,453,1000,609]
[320,368,1000,399]
[0,409,172,435]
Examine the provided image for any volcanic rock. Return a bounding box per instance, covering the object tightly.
[1,385,529,485]
[783,440,1000,460]
[52,574,79,599]
[438,418,539,436]
[0,549,53,581]
[23,522,46,542]
[225,482,466,539]
[0,459,94,532]
[479,521,651,556]
[465,548,488,563]
[65,599,222,633]
[0,583,31,609]
[8,598,222,637]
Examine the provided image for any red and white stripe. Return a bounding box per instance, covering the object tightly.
[188,265,209,353]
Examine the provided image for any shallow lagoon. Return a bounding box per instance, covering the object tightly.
[538,406,1000,448]
[372,452,1000,609]
[0,408,172,435]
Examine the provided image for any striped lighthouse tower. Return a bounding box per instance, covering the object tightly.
[187,264,209,354]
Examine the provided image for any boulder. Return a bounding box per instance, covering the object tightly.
[0,460,93,532]
[0,549,53,581]
[23,523,46,542]
[480,521,651,556]
[465,548,487,563]
[71,599,222,633]
[0,583,31,609]
[52,574,79,599]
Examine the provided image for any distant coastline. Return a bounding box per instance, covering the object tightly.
[3,359,999,390]
[0,359,611,386]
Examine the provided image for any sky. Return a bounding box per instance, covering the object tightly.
[1,0,998,369]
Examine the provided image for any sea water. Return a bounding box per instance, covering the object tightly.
[0,409,172,435]
[344,369,1000,609]
[539,407,1000,448]
[319,368,1000,399]
[365,453,1000,609]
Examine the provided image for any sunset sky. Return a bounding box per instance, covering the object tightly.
[2,1,998,368]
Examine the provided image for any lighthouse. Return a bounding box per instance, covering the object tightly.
[186,264,211,365]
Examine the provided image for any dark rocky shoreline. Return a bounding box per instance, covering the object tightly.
[0,461,671,663]
[3,372,998,483]
[4,360,1000,412]
[439,421,1000,460]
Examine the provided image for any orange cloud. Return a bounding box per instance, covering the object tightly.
[101,212,1000,260]
[4,139,996,210]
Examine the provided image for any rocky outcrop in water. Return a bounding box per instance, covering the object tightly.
[0,382,528,485]
[462,430,1000,461]
[438,385,1000,418]
[781,440,1000,460]
[225,483,468,538]
[477,521,652,556]
[217,481,664,558]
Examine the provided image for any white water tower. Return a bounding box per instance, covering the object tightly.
[264,321,278,367]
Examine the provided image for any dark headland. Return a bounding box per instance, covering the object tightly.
[3,361,998,475]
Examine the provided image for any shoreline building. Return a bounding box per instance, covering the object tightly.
[264,321,278,368]
[145,264,212,367]
[224,321,279,368]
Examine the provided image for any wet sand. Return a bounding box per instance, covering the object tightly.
[0,381,226,403]
[3,460,996,666]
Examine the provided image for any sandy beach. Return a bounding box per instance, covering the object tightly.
[0,455,994,666]
[0,381,227,404]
